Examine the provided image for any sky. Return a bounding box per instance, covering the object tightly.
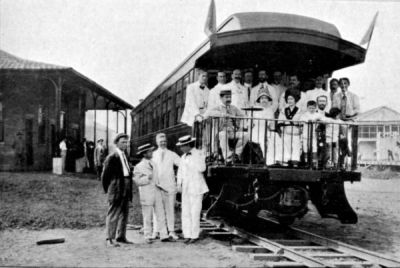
[1,0,400,114]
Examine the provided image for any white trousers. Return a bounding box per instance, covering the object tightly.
[141,205,153,239]
[153,190,176,235]
[181,193,203,239]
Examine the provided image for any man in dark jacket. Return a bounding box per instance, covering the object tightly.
[101,133,133,247]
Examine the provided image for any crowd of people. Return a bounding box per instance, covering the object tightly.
[58,137,107,177]
[183,69,360,168]
[99,68,361,247]
[101,133,207,246]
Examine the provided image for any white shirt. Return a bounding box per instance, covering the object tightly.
[152,148,180,193]
[177,148,208,195]
[180,81,210,126]
[299,111,323,140]
[305,87,331,111]
[225,80,248,110]
[270,83,286,105]
[207,83,226,110]
[115,147,130,177]
[59,140,67,151]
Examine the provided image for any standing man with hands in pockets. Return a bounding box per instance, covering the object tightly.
[176,135,209,244]
[152,133,181,240]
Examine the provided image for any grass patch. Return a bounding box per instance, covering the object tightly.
[0,172,142,230]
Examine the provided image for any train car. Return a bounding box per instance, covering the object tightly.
[131,12,367,224]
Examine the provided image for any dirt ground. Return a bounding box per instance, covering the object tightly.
[294,177,400,259]
[1,173,400,266]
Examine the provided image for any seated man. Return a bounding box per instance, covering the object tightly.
[204,89,249,163]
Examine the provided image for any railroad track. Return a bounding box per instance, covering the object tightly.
[201,213,400,268]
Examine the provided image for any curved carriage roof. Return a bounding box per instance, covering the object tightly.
[218,12,341,38]
[134,12,365,110]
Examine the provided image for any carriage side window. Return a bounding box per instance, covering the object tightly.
[167,90,172,126]
[183,73,190,104]
[0,99,3,142]
[157,95,161,130]
[189,69,195,83]
[175,79,183,124]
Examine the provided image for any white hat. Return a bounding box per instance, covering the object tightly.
[137,143,155,155]
[176,135,196,146]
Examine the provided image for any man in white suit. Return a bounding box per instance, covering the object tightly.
[207,71,227,110]
[180,69,209,126]
[305,75,331,111]
[133,143,170,243]
[226,69,248,110]
[152,133,180,240]
[177,135,209,244]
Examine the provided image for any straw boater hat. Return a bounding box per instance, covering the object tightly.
[137,143,155,155]
[113,133,129,144]
[256,89,272,103]
[176,135,196,146]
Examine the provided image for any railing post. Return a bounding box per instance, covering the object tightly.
[308,121,314,169]
[351,125,359,171]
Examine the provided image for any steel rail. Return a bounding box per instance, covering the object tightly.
[258,214,400,268]
[202,214,400,268]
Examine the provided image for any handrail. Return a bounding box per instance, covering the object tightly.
[193,115,358,171]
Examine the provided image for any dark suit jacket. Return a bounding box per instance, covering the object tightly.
[101,151,133,202]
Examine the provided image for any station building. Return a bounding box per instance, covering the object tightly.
[357,106,400,165]
[0,50,132,171]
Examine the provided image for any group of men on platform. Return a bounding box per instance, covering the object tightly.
[182,69,359,126]
[180,69,360,165]
[101,133,208,247]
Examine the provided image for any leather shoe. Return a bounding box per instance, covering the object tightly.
[161,237,175,242]
[183,238,191,244]
[116,237,134,244]
[106,239,120,247]
[188,238,199,244]
[144,238,153,244]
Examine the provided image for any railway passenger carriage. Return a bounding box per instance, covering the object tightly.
[131,12,368,225]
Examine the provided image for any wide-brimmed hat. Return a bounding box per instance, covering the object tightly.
[176,135,196,146]
[256,89,272,102]
[137,143,155,155]
[113,133,129,144]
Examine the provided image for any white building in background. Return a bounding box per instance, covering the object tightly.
[358,106,400,165]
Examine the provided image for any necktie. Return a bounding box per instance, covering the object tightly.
[200,85,205,90]
[341,94,347,116]
[149,161,153,170]
[247,87,251,102]
[161,150,165,162]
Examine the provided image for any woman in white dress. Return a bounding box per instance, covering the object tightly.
[251,90,279,165]
[277,89,302,166]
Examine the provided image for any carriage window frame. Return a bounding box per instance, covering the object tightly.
[0,100,4,142]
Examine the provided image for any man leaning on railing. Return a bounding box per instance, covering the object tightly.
[203,89,249,163]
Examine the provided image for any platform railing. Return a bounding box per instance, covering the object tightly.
[193,116,358,171]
